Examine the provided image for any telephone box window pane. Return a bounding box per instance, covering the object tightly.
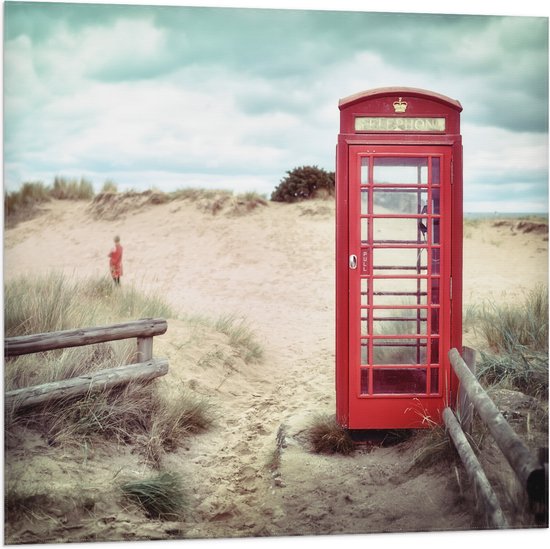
[431,339,440,363]
[431,279,440,305]
[373,248,427,274]
[373,157,428,185]
[373,278,427,306]
[361,309,369,335]
[432,189,440,214]
[431,248,441,275]
[361,218,369,243]
[361,369,369,394]
[361,279,368,306]
[361,157,369,184]
[373,189,428,215]
[373,339,427,364]
[432,219,440,245]
[361,342,369,364]
[431,309,440,335]
[361,189,369,214]
[431,158,440,185]
[430,368,439,394]
[373,368,427,394]
[373,217,426,244]
[373,309,427,336]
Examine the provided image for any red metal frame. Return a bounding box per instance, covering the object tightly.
[336,88,463,430]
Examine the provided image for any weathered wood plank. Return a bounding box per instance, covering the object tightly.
[5,318,168,357]
[4,357,169,411]
[137,336,154,362]
[443,407,509,528]
[449,347,546,508]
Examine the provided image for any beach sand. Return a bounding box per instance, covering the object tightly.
[3,196,548,543]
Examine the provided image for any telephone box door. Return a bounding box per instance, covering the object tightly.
[347,145,453,429]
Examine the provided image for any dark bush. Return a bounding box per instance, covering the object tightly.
[271,165,335,203]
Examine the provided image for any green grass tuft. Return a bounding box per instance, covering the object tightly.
[121,472,186,520]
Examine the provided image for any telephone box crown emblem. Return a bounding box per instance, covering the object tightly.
[393,97,408,113]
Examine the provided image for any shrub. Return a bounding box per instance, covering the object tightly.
[271,165,335,203]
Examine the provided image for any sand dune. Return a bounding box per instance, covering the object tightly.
[3,196,548,542]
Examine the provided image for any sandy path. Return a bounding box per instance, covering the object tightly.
[4,198,548,541]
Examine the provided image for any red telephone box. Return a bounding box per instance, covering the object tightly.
[335,87,463,430]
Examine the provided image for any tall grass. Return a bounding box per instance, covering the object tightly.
[5,178,94,226]
[51,176,94,200]
[4,272,212,464]
[4,273,176,337]
[102,179,118,193]
[475,286,548,399]
[478,286,548,354]
[4,182,51,223]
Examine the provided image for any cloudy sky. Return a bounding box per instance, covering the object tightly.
[3,0,549,212]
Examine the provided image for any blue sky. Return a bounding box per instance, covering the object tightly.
[3,0,549,212]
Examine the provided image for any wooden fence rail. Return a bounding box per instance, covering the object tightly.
[4,318,167,359]
[4,318,169,411]
[445,347,548,527]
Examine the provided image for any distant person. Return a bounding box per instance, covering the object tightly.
[108,235,123,285]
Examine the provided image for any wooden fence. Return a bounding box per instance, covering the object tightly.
[4,318,168,411]
[444,347,548,528]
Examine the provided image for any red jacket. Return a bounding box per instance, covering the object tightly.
[109,243,123,277]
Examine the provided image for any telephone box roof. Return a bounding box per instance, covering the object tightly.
[339,87,463,112]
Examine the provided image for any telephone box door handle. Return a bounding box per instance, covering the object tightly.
[349,254,358,269]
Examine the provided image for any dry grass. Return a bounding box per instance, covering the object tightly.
[5,178,94,227]
[4,272,213,466]
[4,272,176,338]
[474,285,549,399]
[214,314,264,364]
[306,414,355,456]
[88,188,268,220]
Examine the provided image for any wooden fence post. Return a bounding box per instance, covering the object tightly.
[136,337,154,363]
[448,348,547,511]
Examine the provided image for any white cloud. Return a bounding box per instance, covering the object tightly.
[3,4,547,210]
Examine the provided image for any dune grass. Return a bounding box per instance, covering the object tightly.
[4,178,94,226]
[4,272,213,466]
[305,414,355,456]
[121,472,186,520]
[473,286,548,399]
[4,272,176,338]
[214,314,264,364]
[50,176,94,200]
